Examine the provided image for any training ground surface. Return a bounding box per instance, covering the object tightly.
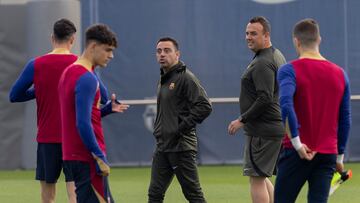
[0,164,359,202]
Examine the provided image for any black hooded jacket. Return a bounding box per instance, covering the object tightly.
[153,62,212,152]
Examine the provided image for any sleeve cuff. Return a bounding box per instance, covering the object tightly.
[101,100,113,117]
[290,136,302,151]
[238,116,245,123]
[337,154,344,164]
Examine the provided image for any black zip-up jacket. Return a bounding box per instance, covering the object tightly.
[153,62,212,152]
[240,47,286,139]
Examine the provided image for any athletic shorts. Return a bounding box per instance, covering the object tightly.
[63,160,114,203]
[36,143,73,183]
[243,136,282,177]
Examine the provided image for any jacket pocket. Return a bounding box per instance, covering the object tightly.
[178,116,190,135]
[162,115,179,138]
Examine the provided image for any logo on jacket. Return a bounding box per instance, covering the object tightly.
[169,82,175,90]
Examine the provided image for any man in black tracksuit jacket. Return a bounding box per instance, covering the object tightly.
[228,16,285,203]
[148,37,212,203]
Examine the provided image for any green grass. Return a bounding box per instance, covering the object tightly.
[0,164,359,202]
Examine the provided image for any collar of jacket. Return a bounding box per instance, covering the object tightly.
[253,46,275,59]
[160,61,186,84]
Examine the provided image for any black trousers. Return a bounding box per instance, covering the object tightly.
[148,150,206,203]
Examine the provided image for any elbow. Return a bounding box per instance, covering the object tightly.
[280,102,293,114]
[202,102,212,118]
[206,105,212,117]
[9,91,18,103]
[193,105,212,124]
[339,114,352,130]
[196,99,212,118]
[280,108,290,123]
[258,94,273,107]
[9,97,15,103]
[279,96,293,106]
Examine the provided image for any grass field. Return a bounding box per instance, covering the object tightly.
[0,164,359,203]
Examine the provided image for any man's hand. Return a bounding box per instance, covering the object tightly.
[336,162,344,173]
[92,153,110,176]
[228,119,244,135]
[336,154,345,172]
[111,93,129,113]
[297,144,316,160]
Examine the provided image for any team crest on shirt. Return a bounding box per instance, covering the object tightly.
[169,82,175,90]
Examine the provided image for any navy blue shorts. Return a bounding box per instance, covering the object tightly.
[36,143,73,183]
[63,160,114,203]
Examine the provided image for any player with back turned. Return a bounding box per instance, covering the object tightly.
[9,18,77,203]
[274,18,351,203]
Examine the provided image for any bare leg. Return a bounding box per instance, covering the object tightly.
[249,176,270,203]
[66,181,77,203]
[265,178,274,203]
[40,181,56,203]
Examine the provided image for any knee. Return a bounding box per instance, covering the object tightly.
[41,183,56,203]
[274,187,297,203]
[42,192,56,203]
[148,194,164,203]
[148,186,165,203]
[182,187,206,203]
[308,193,329,203]
[66,182,77,203]
[250,176,266,185]
[67,191,77,203]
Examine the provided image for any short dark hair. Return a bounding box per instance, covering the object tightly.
[249,16,271,34]
[293,18,320,47]
[53,18,76,42]
[85,24,118,47]
[157,37,179,50]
